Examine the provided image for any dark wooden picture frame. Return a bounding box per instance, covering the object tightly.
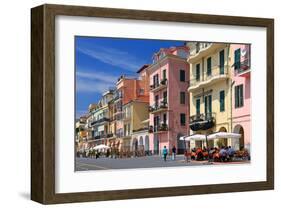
[31,4,274,204]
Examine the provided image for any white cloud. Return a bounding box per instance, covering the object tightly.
[77,45,144,72]
[76,78,114,94]
[76,71,118,84]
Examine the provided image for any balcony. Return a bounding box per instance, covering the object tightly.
[188,65,229,92]
[188,43,227,63]
[150,123,169,133]
[149,100,168,114]
[150,79,168,93]
[123,113,131,121]
[233,59,251,77]
[189,113,216,131]
[91,117,110,126]
[93,133,115,140]
[133,127,149,133]
[113,94,123,101]
[113,111,123,121]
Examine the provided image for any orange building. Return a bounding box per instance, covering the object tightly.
[112,68,150,150]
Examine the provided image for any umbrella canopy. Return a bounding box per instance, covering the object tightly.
[207,132,241,140]
[179,134,206,141]
[93,144,110,150]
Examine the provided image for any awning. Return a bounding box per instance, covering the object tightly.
[179,134,206,141]
[180,132,241,141]
[207,132,241,140]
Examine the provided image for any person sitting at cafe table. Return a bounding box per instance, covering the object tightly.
[219,146,227,162]
[227,146,235,160]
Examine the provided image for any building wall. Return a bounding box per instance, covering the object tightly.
[229,44,251,150]
[188,44,232,148]
[132,101,149,131]
[148,55,190,153]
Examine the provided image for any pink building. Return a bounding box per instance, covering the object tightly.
[231,44,251,151]
[146,46,190,154]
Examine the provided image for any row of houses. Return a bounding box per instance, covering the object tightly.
[76,42,251,154]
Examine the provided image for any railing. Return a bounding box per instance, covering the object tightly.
[189,112,216,131]
[91,117,110,126]
[189,43,212,56]
[190,112,215,122]
[149,100,168,113]
[113,111,123,121]
[189,65,229,87]
[150,79,168,91]
[151,123,168,133]
[233,59,251,74]
[133,127,149,133]
[93,133,114,140]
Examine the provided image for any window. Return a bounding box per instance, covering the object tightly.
[180,69,186,82]
[235,85,244,108]
[139,88,144,95]
[154,116,160,131]
[219,50,225,74]
[234,48,241,70]
[196,98,200,115]
[163,91,167,103]
[196,64,200,81]
[162,69,166,80]
[207,57,212,76]
[180,113,186,126]
[163,113,167,124]
[204,95,212,116]
[155,95,159,106]
[180,92,186,104]
[220,90,225,112]
[153,74,159,87]
[196,43,200,53]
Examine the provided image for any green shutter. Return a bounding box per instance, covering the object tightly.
[196,64,200,81]
[196,99,200,115]
[239,85,244,107]
[207,57,212,76]
[219,50,225,74]
[180,92,185,104]
[163,69,166,80]
[220,91,225,112]
[208,95,212,114]
[180,70,185,82]
[234,86,237,108]
[235,49,241,70]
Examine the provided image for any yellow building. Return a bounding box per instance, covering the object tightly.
[187,42,232,148]
[89,90,114,146]
[122,100,149,150]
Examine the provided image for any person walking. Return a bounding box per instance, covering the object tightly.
[162,146,168,162]
[172,145,177,160]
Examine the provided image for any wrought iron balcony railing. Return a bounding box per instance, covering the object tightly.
[149,100,168,113]
[150,78,168,91]
[189,112,216,131]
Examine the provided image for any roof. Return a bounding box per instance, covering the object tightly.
[136,64,149,73]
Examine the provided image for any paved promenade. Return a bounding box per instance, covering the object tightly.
[75,155,249,171]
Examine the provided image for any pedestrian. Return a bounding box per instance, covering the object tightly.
[172,145,177,160]
[184,150,190,163]
[162,146,168,162]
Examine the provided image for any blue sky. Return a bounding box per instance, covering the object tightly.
[75,36,185,118]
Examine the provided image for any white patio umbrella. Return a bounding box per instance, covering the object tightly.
[93,144,110,150]
[207,132,241,140]
[180,134,207,141]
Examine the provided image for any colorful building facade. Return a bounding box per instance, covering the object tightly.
[88,90,114,147]
[147,46,190,154]
[187,42,232,148]
[112,72,149,150]
[230,44,251,151]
